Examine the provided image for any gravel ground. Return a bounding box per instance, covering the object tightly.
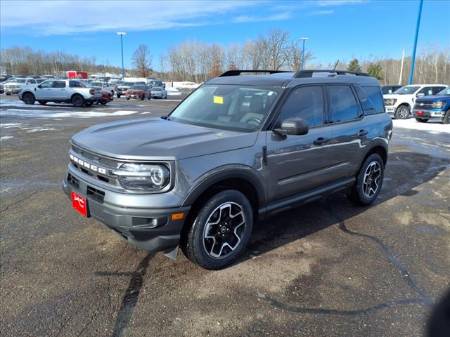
[1,95,449,337]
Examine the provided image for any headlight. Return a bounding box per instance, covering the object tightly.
[113,163,170,191]
[432,101,444,109]
[384,98,397,106]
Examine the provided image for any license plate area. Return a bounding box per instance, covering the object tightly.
[71,192,89,217]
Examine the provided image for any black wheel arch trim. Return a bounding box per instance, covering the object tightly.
[182,165,266,208]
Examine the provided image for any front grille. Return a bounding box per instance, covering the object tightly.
[87,185,105,203]
[70,144,119,187]
[414,101,434,109]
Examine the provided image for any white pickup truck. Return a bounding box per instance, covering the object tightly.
[19,79,102,107]
[383,84,447,119]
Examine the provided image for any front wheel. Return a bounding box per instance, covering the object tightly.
[22,92,35,105]
[348,153,384,206]
[415,118,429,123]
[395,105,410,119]
[182,190,253,270]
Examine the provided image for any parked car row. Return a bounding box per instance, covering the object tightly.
[382,84,449,123]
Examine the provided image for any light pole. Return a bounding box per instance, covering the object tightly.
[117,32,127,79]
[299,37,309,70]
[408,0,423,84]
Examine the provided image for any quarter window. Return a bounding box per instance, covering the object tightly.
[277,86,324,128]
[327,85,360,123]
[359,86,384,114]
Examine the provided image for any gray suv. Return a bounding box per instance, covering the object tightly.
[63,69,392,269]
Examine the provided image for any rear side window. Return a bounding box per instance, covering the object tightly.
[277,86,325,128]
[69,81,84,88]
[327,85,360,123]
[359,86,384,114]
[53,81,66,88]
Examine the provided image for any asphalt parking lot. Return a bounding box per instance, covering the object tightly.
[1,95,449,337]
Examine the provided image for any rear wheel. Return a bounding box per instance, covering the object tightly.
[443,110,450,124]
[71,94,84,107]
[182,190,253,270]
[22,92,35,105]
[395,105,410,119]
[415,117,429,123]
[349,153,384,206]
[117,93,121,98]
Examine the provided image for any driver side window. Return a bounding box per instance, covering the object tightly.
[277,86,325,128]
[39,81,54,89]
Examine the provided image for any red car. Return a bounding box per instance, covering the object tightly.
[126,84,150,100]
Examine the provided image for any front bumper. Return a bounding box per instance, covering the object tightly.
[62,169,190,253]
[413,108,445,120]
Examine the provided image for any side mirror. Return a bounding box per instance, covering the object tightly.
[274,118,309,136]
[416,92,425,97]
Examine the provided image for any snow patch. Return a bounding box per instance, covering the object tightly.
[0,109,140,119]
[26,127,56,133]
[0,136,13,141]
[393,119,450,133]
[1,123,22,128]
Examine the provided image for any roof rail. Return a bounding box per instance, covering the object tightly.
[294,69,370,78]
[219,70,290,77]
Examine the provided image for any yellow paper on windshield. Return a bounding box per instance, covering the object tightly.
[213,96,224,104]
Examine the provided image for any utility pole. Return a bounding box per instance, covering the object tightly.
[117,32,127,79]
[399,49,405,85]
[299,37,309,70]
[408,0,424,84]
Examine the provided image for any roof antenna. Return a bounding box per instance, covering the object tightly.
[333,60,339,70]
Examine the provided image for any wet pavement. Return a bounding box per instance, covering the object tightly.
[1,95,449,337]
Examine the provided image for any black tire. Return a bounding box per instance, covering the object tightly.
[395,104,410,119]
[349,153,384,206]
[117,94,121,98]
[182,190,253,270]
[22,92,35,105]
[38,100,47,105]
[443,110,450,124]
[140,94,145,100]
[71,94,84,107]
[415,117,429,123]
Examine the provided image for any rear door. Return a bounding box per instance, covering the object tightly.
[322,84,366,178]
[265,85,341,201]
[52,80,68,99]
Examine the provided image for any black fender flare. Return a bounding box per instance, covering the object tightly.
[182,164,266,208]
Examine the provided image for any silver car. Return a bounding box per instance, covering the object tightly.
[4,78,37,95]
[19,79,102,107]
[150,86,167,99]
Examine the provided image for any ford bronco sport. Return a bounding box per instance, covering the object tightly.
[63,69,392,269]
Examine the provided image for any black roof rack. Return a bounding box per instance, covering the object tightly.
[219,70,290,77]
[294,69,370,78]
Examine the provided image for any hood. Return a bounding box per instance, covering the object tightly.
[383,93,413,99]
[72,117,258,160]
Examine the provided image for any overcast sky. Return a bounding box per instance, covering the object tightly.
[1,0,449,69]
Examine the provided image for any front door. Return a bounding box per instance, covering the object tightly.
[265,85,341,202]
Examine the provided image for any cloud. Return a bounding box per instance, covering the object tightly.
[308,9,335,16]
[233,12,292,23]
[0,0,260,35]
[317,0,366,7]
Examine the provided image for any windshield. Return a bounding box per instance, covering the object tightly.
[394,86,420,95]
[169,85,280,132]
[132,85,146,90]
[15,79,26,83]
[437,88,450,96]
[152,87,162,91]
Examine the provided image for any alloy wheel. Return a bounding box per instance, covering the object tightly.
[202,202,246,259]
[362,161,382,198]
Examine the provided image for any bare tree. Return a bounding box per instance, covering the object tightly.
[132,44,152,77]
